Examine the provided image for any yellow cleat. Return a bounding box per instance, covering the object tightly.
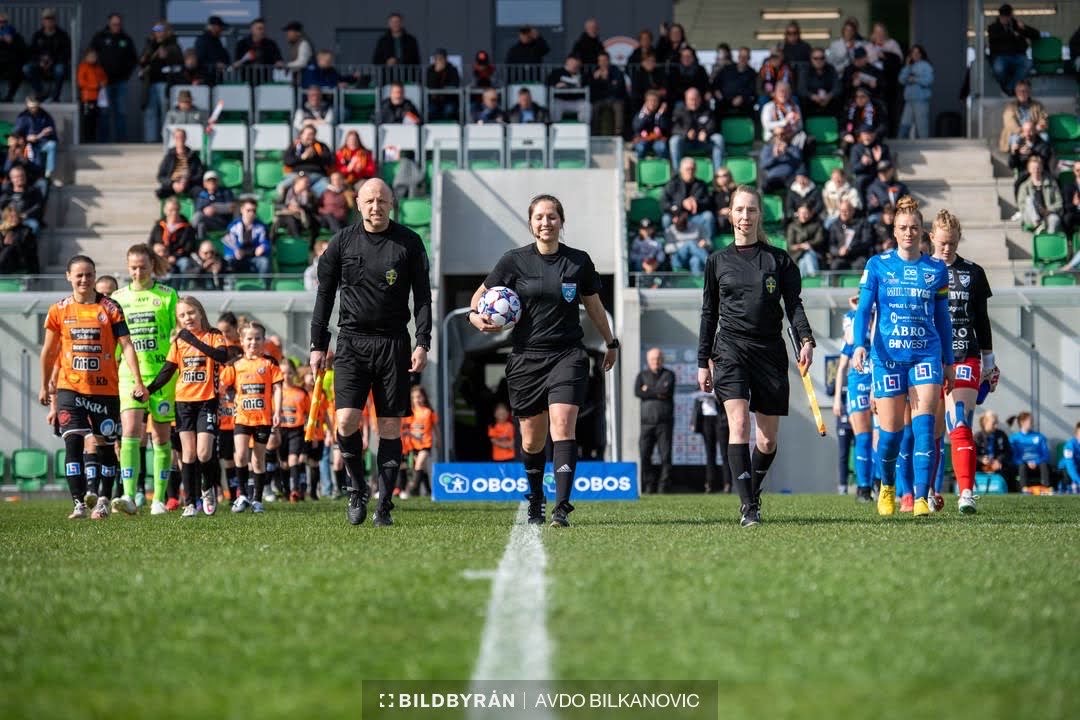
[877,485,896,516]
[913,497,930,517]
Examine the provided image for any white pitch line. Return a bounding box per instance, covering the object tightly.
[469,502,556,719]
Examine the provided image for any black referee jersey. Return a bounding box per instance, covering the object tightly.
[697,241,814,368]
[310,219,433,352]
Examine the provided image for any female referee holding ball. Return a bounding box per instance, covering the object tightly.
[469,194,618,528]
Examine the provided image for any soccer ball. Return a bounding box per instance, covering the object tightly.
[477,286,522,329]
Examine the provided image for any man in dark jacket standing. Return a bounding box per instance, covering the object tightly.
[571,18,604,65]
[505,26,549,65]
[91,13,138,141]
[636,348,676,493]
[25,9,71,102]
[195,16,230,83]
[372,13,420,66]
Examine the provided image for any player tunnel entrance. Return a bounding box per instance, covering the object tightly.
[438,308,618,462]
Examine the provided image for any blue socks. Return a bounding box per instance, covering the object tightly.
[895,423,914,496]
[912,414,936,500]
[878,429,903,487]
[854,432,873,489]
[934,436,946,493]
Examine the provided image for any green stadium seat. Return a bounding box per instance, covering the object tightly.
[1031,36,1062,74]
[256,201,275,225]
[642,185,666,201]
[0,278,24,292]
[801,275,824,288]
[343,91,377,122]
[725,157,757,186]
[1032,232,1069,267]
[0,119,13,142]
[425,158,459,185]
[274,236,310,273]
[13,449,49,492]
[667,274,706,289]
[628,197,662,225]
[766,232,786,249]
[806,116,839,150]
[637,157,672,188]
[178,196,195,220]
[213,158,245,189]
[693,157,713,183]
[55,449,65,477]
[397,198,432,227]
[720,117,755,154]
[468,158,501,171]
[413,226,432,254]
[1041,273,1077,286]
[254,160,285,189]
[1048,113,1080,155]
[379,160,400,185]
[809,155,844,185]
[234,278,267,291]
[762,195,784,228]
[837,273,863,288]
[272,278,306,291]
[713,234,734,249]
[554,158,587,169]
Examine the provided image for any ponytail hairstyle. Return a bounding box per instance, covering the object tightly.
[931,207,962,239]
[177,295,212,333]
[729,185,769,245]
[67,254,96,272]
[894,195,923,227]
[127,242,169,279]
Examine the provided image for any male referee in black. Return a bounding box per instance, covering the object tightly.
[310,178,432,527]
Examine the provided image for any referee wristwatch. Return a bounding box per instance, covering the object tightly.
[606,338,620,350]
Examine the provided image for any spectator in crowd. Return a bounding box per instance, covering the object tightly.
[571,17,604,65]
[665,208,711,272]
[1071,27,1080,74]
[0,14,29,102]
[786,201,826,277]
[757,48,793,107]
[1008,120,1052,201]
[282,21,313,73]
[14,96,59,183]
[1010,410,1051,492]
[138,21,183,143]
[898,45,934,139]
[635,348,676,494]
[508,87,549,123]
[187,239,224,290]
[707,44,733,91]
[293,85,334,135]
[760,134,803,194]
[377,81,421,124]
[232,17,284,69]
[716,47,756,117]
[547,55,589,123]
[590,51,627,137]
[711,167,737,235]
[822,166,861,230]
[1061,159,1080,239]
[631,51,667,113]
[177,48,211,86]
[800,47,840,117]
[782,22,812,65]
[655,22,689,65]
[279,124,332,198]
[0,166,44,235]
[192,170,235,239]
[195,15,229,82]
[90,13,138,142]
[871,202,896,253]
[841,46,882,105]
[164,89,205,126]
[785,171,823,222]
[867,22,904,131]
[988,3,1039,95]
[335,129,377,190]
[998,79,1048,152]
[77,47,108,144]
[849,125,890,200]
[223,198,271,275]
[976,410,1017,492]
[155,128,204,199]
[662,157,714,237]
[149,196,197,278]
[841,87,886,151]
[0,204,37,274]
[627,29,656,66]
[472,50,496,88]
[318,171,350,235]
[760,81,806,148]
[24,8,71,102]
[670,88,723,172]
[424,49,460,122]
[630,218,666,274]
[1059,422,1080,494]
[3,134,46,196]
[275,173,317,241]
[667,47,709,107]
[304,238,327,291]
[302,50,347,91]
[472,88,507,124]
[826,199,872,270]
[1017,155,1062,233]
[505,25,550,65]
[826,16,864,73]
[372,12,420,66]
[865,160,910,224]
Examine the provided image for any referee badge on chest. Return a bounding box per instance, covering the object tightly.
[764,274,777,294]
[385,268,398,285]
[561,282,577,302]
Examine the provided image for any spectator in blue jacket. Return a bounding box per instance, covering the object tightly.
[302,50,346,91]
[759,135,804,193]
[223,198,271,275]
[1059,422,1080,494]
[898,45,934,139]
[1010,411,1051,491]
[13,96,58,182]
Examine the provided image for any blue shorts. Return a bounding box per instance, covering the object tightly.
[846,369,872,414]
[871,358,942,399]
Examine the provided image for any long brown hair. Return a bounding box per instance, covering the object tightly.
[729,185,769,245]
[127,242,170,278]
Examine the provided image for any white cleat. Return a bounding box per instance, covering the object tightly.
[68,502,88,520]
[150,500,168,516]
[958,488,978,515]
[231,495,250,513]
[111,495,137,515]
[91,498,110,519]
[202,489,217,516]
[181,504,198,518]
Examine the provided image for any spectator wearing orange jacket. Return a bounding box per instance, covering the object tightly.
[77,47,108,144]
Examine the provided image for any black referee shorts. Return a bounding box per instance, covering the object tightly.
[711,334,790,416]
[334,333,411,417]
[506,346,589,418]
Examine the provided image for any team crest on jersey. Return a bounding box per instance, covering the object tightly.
[100,418,116,437]
[98,313,107,323]
[257,366,265,375]
[561,282,577,302]
[764,274,777,294]
[884,374,900,391]
[923,271,936,286]
[914,362,933,380]
[385,269,398,285]
[152,298,161,306]
[157,401,171,416]
[959,272,971,287]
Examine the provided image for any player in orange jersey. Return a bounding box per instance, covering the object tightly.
[39,255,148,519]
[279,359,311,502]
[218,322,283,513]
[400,385,438,499]
[216,312,243,499]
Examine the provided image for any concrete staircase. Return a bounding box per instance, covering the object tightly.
[43,144,162,274]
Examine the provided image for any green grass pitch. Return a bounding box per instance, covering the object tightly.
[1,494,1077,719]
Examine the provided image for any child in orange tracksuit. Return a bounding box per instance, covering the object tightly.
[400,385,438,499]
[77,48,108,144]
[488,402,517,462]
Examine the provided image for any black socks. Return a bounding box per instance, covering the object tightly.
[552,440,576,505]
[377,437,402,508]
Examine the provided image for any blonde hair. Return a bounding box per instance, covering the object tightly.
[177,295,211,332]
[729,185,769,245]
[931,208,962,239]
[894,195,923,227]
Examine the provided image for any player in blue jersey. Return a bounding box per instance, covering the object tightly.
[834,296,874,502]
[852,196,954,517]
[1060,422,1080,495]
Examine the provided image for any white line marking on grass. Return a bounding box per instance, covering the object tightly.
[462,569,497,581]
[469,502,556,719]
